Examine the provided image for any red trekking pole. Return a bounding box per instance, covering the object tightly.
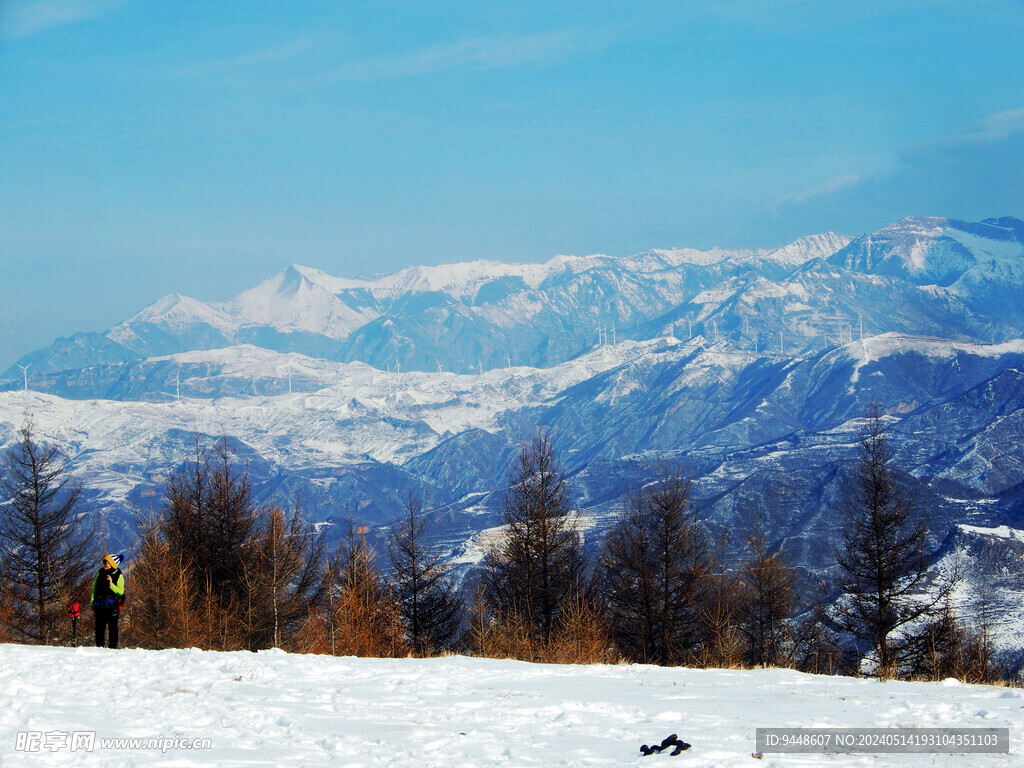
[68,602,81,647]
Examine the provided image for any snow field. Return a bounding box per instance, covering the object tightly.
[1,644,1022,767]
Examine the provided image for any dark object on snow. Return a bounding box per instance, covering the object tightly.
[669,740,691,756]
[640,734,691,756]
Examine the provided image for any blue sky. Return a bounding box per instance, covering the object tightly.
[1,0,1022,370]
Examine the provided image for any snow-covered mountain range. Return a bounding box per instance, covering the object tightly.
[6,232,862,378]
[2,215,1024,662]
[8,217,1024,384]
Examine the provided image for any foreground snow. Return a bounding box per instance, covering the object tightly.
[1,645,1021,767]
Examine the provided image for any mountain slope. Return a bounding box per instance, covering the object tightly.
[3,334,1023,563]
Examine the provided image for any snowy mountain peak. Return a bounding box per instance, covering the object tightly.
[761,232,852,266]
[224,265,379,339]
[283,264,374,294]
[104,293,236,354]
[543,252,610,275]
[827,217,1024,286]
[655,246,762,268]
[633,234,849,272]
[119,293,226,326]
[108,294,232,342]
[374,258,552,298]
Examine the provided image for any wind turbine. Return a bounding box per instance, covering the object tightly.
[17,364,30,391]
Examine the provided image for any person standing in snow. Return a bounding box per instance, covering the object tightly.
[92,554,125,648]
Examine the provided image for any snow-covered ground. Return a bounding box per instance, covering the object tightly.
[1,644,1020,767]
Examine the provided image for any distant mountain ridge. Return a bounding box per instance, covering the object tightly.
[7,217,1023,386]
[3,231,856,382]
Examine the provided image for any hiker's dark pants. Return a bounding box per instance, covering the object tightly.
[94,605,119,649]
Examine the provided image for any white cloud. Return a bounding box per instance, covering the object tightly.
[776,107,1024,213]
[778,174,862,206]
[770,107,1023,234]
[1,0,129,38]
[945,108,1024,145]
[327,29,611,82]
[173,37,319,79]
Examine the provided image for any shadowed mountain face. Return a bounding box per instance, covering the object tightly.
[2,216,1024,657]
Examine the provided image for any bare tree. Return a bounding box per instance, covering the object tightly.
[139,438,325,651]
[906,592,1004,683]
[739,521,797,667]
[699,530,745,668]
[789,582,846,675]
[387,493,462,655]
[833,407,953,677]
[245,502,326,650]
[966,586,1002,681]
[0,576,15,642]
[325,521,407,657]
[0,424,94,644]
[162,438,257,611]
[126,511,195,649]
[479,431,588,646]
[600,465,709,664]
